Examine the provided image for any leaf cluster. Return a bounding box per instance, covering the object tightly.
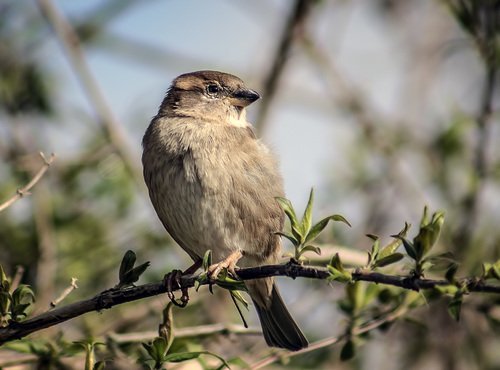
[276,188,350,263]
[141,337,230,370]
[0,265,35,326]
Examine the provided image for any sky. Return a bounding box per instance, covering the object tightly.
[30,0,495,240]
[42,0,409,213]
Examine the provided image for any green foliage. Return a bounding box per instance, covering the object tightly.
[141,337,230,369]
[74,339,106,370]
[4,336,87,368]
[327,253,352,283]
[482,260,500,280]
[0,265,35,326]
[340,339,356,361]
[366,222,409,270]
[276,188,350,263]
[393,207,445,277]
[116,250,151,289]
[446,0,500,65]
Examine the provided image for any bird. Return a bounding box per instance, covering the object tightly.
[142,70,308,351]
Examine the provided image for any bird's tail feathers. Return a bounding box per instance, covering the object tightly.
[252,283,308,351]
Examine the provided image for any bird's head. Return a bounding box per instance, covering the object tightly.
[160,70,260,126]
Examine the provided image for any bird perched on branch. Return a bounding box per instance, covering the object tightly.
[142,70,308,351]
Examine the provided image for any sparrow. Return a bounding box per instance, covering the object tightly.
[142,70,308,351]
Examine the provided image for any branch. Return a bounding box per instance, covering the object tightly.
[0,263,498,345]
[454,63,497,250]
[0,152,55,213]
[250,305,409,369]
[108,323,261,344]
[253,0,317,134]
[35,0,144,186]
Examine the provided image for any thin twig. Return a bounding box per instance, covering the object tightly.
[299,33,429,210]
[0,353,38,367]
[50,278,78,308]
[0,152,55,213]
[454,64,497,251]
[9,266,25,293]
[250,305,409,369]
[0,263,498,345]
[109,324,261,344]
[35,0,143,186]
[254,0,317,135]
[32,172,57,310]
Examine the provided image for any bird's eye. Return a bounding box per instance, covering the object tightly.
[206,84,221,95]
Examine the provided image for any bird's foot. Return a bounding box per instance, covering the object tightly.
[163,269,189,308]
[163,260,202,308]
[208,250,243,281]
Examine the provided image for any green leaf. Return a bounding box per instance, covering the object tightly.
[119,250,136,281]
[275,231,299,246]
[164,351,201,362]
[424,251,456,263]
[420,206,429,227]
[366,234,380,266]
[11,285,35,305]
[327,266,352,283]
[435,284,459,296]
[373,253,404,268]
[304,214,351,244]
[329,253,344,271]
[346,281,363,312]
[0,291,10,316]
[159,303,174,352]
[340,339,356,361]
[0,265,9,291]
[10,285,35,319]
[119,262,150,287]
[164,351,230,368]
[379,222,410,259]
[142,337,169,363]
[93,361,106,370]
[327,253,352,283]
[229,290,249,309]
[300,188,314,236]
[202,250,212,271]
[445,263,459,282]
[413,209,445,259]
[393,236,417,260]
[337,299,353,314]
[275,197,301,240]
[299,245,322,257]
[448,294,462,322]
[420,260,434,272]
[483,260,500,280]
[11,303,30,319]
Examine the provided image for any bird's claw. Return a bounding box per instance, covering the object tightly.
[207,250,243,281]
[164,269,189,308]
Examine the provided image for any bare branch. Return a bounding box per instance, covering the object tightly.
[50,278,78,308]
[0,152,55,213]
[0,263,498,345]
[35,0,144,186]
[454,64,497,250]
[254,0,317,134]
[9,266,25,293]
[250,305,409,369]
[109,323,261,344]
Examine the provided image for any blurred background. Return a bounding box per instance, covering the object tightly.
[0,0,499,369]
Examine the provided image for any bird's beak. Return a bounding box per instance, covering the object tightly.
[229,88,260,108]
